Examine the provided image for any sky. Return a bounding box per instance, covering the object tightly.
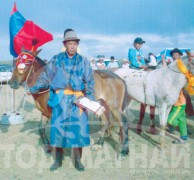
[0,0,194,61]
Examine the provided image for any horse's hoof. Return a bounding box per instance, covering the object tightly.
[117,149,129,160]
[46,149,52,154]
[118,155,128,161]
[136,124,142,134]
[149,126,158,135]
[159,141,166,148]
[136,129,142,135]
[44,145,53,154]
[90,144,103,151]
[104,131,111,138]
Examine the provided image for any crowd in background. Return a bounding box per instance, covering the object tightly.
[89,36,194,145]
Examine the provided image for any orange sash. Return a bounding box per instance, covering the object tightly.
[55,89,84,114]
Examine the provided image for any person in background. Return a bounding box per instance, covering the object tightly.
[90,58,97,70]
[122,58,129,68]
[97,58,106,69]
[128,37,147,70]
[165,48,193,135]
[147,52,157,69]
[107,56,119,70]
[29,29,95,171]
[168,90,188,144]
[170,48,194,117]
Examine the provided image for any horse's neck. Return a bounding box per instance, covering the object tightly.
[164,61,186,89]
[28,61,45,86]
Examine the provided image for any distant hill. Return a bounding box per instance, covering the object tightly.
[0,60,13,66]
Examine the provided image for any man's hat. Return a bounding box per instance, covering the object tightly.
[134,37,145,44]
[110,56,115,59]
[170,48,183,56]
[63,29,80,43]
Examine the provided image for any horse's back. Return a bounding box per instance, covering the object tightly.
[114,68,148,102]
[94,70,128,111]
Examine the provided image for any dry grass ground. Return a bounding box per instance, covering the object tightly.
[0,85,194,180]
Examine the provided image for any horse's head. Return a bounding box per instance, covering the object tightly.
[179,50,194,76]
[184,50,194,75]
[9,49,42,89]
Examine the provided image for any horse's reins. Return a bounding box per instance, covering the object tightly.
[24,64,50,95]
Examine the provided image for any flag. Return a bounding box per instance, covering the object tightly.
[9,3,53,57]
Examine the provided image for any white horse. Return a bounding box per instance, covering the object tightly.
[115,51,194,145]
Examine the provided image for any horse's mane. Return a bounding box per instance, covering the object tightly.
[182,51,194,61]
[182,55,188,61]
[35,56,47,66]
[22,49,47,67]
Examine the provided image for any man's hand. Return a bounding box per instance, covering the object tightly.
[141,66,147,70]
[137,56,141,61]
[29,86,39,94]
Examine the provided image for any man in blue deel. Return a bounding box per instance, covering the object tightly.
[30,29,95,171]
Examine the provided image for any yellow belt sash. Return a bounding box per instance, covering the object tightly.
[55,89,84,114]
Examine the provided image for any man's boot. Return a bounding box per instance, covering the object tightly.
[50,147,63,171]
[73,148,85,171]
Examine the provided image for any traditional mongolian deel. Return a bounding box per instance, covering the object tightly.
[31,52,95,148]
[9,3,53,57]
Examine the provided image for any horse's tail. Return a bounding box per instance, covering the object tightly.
[122,79,131,111]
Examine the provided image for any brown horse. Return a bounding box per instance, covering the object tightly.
[9,49,130,158]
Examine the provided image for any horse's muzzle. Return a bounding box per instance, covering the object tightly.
[8,79,20,89]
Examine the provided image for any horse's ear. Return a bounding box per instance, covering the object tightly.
[186,50,192,57]
[32,49,42,57]
[21,46,26,52]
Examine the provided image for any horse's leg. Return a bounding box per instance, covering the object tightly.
[137,103,147,134]
[39,114,52,153]
[118,114,129,160]
[110,108,129,160]
[158,103,168,147]
[91,109,111,151]
[149,106,158,134]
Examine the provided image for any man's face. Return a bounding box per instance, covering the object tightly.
[64,41,78,57]
[172,52,181,61]
[134,43,143,50]
[99,59,103,63]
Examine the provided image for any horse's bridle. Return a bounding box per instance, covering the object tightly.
[188,55,194,66]
[17,53,49,95]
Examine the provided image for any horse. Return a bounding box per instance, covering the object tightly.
[9,49,130,158]
[114,51,194,146]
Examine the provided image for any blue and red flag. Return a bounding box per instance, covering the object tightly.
[9,3,53,57]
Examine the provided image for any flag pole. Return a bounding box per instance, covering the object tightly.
[12,57,16,112]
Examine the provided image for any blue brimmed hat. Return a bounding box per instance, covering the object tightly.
[134,37,145,44]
